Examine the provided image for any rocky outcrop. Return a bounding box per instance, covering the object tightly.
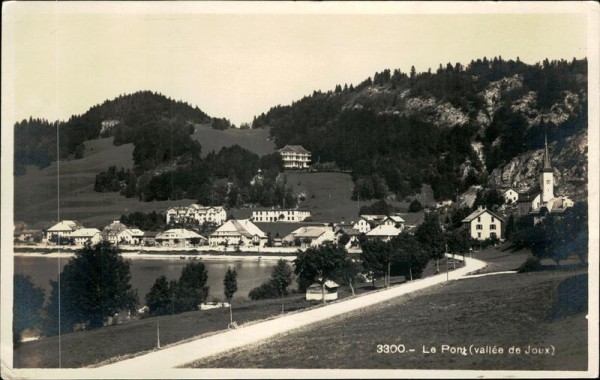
[404,97,469,128]
[488,129,587,200]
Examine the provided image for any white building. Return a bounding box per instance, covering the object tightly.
[518,135,575,221]
[155,229,206,247]
[209,219,267,247]
[365,224,402,242]
[334,226,361,249]
[503,188,519,204]
[116,228,145,245]
[278,145,311,169]
[101,220,129,245]
[251,208,311,223]
[461,206,504,240]
[353,217,374,234]
[382,215,405,230]
[166,204,227,226]
[306,280,339,301]
[283,226,336,248]
[70,228,102,246]
[45,220,83,243]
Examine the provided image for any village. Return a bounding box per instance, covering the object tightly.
[14,137,576,256]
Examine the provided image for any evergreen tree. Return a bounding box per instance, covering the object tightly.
[13,275,45,346]
[44,242,138,335]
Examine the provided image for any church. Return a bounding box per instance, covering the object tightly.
[516,136,574,223]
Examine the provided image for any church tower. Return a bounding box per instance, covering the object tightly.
[540,134,554,203]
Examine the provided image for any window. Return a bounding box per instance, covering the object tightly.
[476,224,483,230]
[491,217,495,222]
[490,225,496,230]
[477,232,481,238]
[477,217,481,222]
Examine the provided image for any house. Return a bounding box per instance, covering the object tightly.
[166,204,227,226]
[45,220,83,243]
[251,208,311,223]
[208,219,267,248]
[353,217,374,234]
[306,280,339,301]
[278,145,311,169]
[395,211,426,233]
[382,215,405,230]
[365,224,402,242]
[71,228,102,246]
[116,228,145,245]
[334,226,362,249]
[503,188,519,204]
[283,225,336,248]
[461,206,504,240]
[14,222,43,243]
[142,231,160,246]
[155,229,206,247]
[516,189,541,217]
[101,220,129,245]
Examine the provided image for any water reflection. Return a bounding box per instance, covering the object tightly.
[14,255,288,302]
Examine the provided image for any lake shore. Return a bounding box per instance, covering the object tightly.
[14,250,296,261]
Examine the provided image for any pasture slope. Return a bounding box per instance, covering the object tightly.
[190,269,588,371]
[14,126,275,227]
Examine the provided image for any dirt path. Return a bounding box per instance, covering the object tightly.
[95,255,486,374]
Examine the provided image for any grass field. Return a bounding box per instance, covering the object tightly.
[13,272,414,368]
[191,124,275,157]
[189,269,588,370]
[14,126,275,227]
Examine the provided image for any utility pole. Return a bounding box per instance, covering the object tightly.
[387,261,391,287]
[157,318,161,348]
[446,243,449,282]
[56,121,62,369]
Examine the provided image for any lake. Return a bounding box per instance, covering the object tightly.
[14,255,287,303]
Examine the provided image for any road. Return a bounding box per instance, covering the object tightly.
[92,254,486,375]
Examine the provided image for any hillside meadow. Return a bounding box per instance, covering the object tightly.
[14,126,275,227]
[190,269,588,370]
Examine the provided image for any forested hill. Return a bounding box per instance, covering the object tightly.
[14,91,232,174]
[252,57,588,200]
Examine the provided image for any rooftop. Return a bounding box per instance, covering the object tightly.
[278,145,311,154]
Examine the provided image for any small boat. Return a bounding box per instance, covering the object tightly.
[180,256,185,260]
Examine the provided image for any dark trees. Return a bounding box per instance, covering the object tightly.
[294,244,349,303]
[13,275,45,346]
[174,262,210,313]
[44,242,138,335]
[249,260,293,303]
[416,212,447,272]
[145,276,174,316]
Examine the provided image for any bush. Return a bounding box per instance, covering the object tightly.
[248,281,279,300]
[408,199,423,212]
[518,256,542,273]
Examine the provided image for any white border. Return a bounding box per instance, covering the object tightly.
[2,1,598,379]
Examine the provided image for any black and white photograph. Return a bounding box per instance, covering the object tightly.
[1,1,598,378]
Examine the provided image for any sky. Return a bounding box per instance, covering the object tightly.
[2,2,591,126]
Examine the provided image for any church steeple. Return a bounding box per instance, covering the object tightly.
[540,133,554,203]
[542,134,553,172]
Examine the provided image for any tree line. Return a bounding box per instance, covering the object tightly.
[95,145,297,209]
[14,91,214,175]
[252,57,587,201]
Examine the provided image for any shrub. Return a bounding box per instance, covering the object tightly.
[409,199,423,212]
[248,281,279,300]
[518,256,542,273]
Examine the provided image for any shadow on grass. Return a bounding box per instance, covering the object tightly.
[549,273,588,321]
